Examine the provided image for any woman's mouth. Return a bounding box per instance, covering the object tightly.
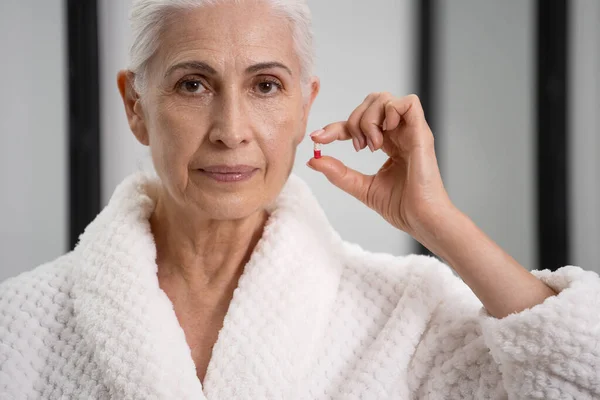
[198,165,259,182]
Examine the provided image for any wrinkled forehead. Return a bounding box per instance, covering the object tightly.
[151,2,300,77]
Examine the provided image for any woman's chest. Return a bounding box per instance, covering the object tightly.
[158,272,238,383]
[177,311,227,384]
[298,282,431,398]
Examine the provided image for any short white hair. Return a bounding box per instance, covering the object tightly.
[128,0,315,97]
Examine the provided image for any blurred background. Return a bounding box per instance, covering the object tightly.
[1,0,598,281]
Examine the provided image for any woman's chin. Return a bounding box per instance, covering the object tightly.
[178,171,281,220]
[193,193,267,221]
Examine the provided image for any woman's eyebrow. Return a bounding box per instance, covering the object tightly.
[246,62,292,76]
[163,60,293,78]
[164,61,217,78]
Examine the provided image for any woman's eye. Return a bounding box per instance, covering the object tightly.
[256,80,282,95]
[179,79,207,94]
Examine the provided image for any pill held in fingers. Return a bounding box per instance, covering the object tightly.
[313,142,322,159]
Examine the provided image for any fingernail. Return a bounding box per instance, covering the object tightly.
[367,137,375,152]
[382,120,387,131]
[359,135,367,149]
[352,137,360,152]
[309,129,325,138]
[306,161,316,170]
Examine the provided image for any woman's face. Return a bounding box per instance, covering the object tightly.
[127,1,319,219]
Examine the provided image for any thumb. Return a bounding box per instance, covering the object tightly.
[307,156,372,204]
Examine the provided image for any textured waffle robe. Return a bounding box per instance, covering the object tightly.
[1,173,599,399]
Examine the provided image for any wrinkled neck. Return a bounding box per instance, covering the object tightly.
[150,185,269,292]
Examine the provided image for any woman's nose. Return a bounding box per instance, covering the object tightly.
[208,92,253,149]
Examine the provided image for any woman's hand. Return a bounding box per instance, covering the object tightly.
[307,93,454,237]
[308,92,557,318]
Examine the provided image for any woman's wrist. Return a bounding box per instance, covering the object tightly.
[410,202,465,260]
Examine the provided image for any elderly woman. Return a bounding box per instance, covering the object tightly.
[1,0,599,399]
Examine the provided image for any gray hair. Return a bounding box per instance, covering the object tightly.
[128,0,315,97]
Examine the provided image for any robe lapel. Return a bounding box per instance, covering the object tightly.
[72,175,205,399]
[71,173,343,400]
[202,175,344,399]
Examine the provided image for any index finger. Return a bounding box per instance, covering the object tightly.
[310,121,354,144]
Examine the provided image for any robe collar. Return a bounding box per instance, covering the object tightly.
[71,172,344,399]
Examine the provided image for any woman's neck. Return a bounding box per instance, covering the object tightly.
[150,190,268,293]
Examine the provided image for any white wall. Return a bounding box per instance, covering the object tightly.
[298,0,415,255]
[436,0,537,270]
[99,0,416,256]
[569,0,600,273]
[0,0,67,281]
[99,0,150,206]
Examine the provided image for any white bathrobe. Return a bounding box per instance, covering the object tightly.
[1,173,599,400]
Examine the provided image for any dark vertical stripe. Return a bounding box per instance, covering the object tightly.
[415,0,436,257]
[66,0,101,249]
[536,0,570,270]
[418,0,435,131]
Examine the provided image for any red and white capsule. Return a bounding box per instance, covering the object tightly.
[313,142,322,159]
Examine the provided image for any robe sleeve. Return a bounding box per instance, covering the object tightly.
[407,265,600,399]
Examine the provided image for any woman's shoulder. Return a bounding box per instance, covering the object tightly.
[0,252,77,328]
[1,252,76,294]
[340,241,456,282]
[336,241,475,311]
[0,252,81,395]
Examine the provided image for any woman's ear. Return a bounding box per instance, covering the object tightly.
[117,70,149,146]
[295,77,320,145]
[302,77,320,124]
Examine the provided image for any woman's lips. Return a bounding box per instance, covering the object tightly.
[198,165,258,182]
